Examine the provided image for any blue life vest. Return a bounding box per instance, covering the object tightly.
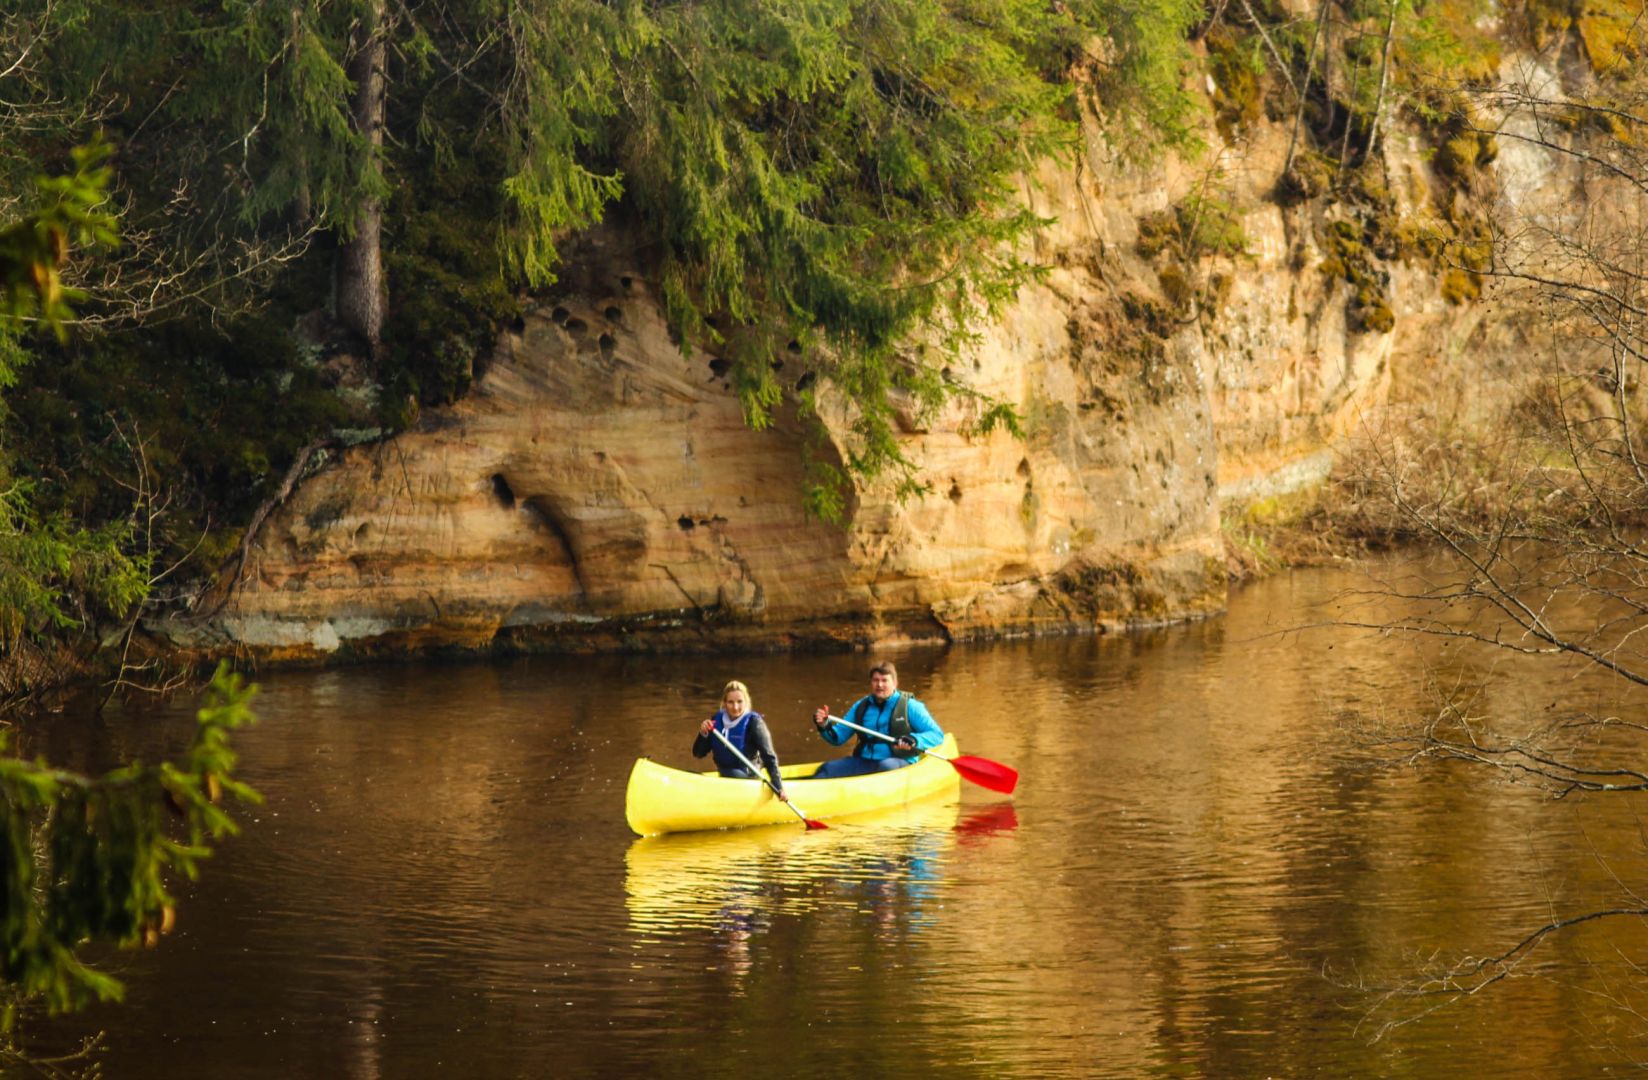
[709,710,760,773]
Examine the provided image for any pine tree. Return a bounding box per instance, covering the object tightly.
[0,663,259,1030]
[11,0,1202,511]
[336,0,389,347]
[483,0,1203,509]
[0,121,259,1051]
[0,140,144,651]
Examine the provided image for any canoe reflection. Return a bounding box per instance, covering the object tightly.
[624,794,987,937]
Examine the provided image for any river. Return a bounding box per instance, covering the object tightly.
[20,558,1648,1077]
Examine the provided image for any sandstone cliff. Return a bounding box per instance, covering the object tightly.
[160,89,1527,662]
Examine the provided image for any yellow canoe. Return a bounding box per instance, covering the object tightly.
[624,733,962,835]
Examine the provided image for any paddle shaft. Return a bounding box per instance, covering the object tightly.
[709,727,825,829]
[824,713,1019,795]
[824,713,951,760]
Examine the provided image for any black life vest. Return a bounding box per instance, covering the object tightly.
[847,692,912,757]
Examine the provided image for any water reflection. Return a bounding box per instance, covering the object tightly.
[953,802,1018,844]
[625,797,1023,997]
[624,794,966,936]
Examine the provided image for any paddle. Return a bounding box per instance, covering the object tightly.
[825,713,1019,794]
[710,727,828,830]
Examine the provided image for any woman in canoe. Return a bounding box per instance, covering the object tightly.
[693,680,789,802]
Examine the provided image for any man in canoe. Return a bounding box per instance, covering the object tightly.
[694,679,789,801]
[810,660,945,778]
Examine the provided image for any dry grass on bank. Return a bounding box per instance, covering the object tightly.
[1222,382,1644,584]
[1222,487,1391,583]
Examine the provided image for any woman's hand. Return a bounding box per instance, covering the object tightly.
[699,718,715,736]
[812,706,830,729]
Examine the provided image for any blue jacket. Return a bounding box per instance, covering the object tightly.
[818,692,943,760]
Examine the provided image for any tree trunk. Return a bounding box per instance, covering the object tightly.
[1366,0,1400,162]
[290,6,312,229]
[1237,0,1299,100]
[1284,0,1332,176]
[336,0,386,349]
[1337,34,1366,175]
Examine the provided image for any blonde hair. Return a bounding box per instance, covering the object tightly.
[721,679,752,715]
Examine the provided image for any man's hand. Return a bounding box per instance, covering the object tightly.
[775,789,790,803]
[893,735,918,755]
[812,706,830,729]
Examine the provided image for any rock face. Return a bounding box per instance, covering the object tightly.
[164,104,1496,663]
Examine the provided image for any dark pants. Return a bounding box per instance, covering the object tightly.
[717,766,758,779]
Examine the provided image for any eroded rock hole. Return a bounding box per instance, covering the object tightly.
[491,473,517,509]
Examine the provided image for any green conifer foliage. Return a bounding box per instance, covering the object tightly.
[0,0,1204,630]
[487,0,1202,510]
[0,142,146,650]
[0,663,259,1023]
[0,135,260,1044]
[14,0,1202,518]
[0,480,148,651]
[38,1,374,239]
[609,0,1077,505]
[0,140,117,341]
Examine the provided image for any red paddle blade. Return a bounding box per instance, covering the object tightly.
[803,817,829,830]
[950,754,1019,794]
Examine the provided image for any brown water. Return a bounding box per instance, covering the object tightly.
[20,561,1648,1077]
